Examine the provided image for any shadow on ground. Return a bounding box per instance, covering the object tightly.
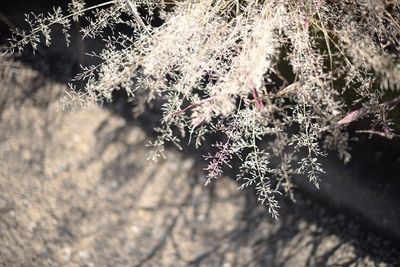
[1,4,400,263]
[0,59,399,267]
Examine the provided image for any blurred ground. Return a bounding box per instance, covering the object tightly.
[0,62,399,267]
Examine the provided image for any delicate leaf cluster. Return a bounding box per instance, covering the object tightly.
[7,0,400,218]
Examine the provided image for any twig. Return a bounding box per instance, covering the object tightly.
[338,96,400,125]
[172,96,216,116]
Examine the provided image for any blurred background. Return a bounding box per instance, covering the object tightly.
[0,1,400,266]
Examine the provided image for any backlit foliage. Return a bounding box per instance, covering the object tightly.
[7,0,400,218]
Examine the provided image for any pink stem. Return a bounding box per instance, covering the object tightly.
[252,88,264,110]
[173,96,216,116]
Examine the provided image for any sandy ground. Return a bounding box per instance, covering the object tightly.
[0,62,399,267]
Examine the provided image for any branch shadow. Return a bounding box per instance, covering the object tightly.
[0,11,399,265]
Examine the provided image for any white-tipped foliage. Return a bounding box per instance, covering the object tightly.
[8,0,400,218]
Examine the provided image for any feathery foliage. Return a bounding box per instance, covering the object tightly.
[6,0,400,218]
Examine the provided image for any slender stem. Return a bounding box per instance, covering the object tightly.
[173,96,216,116]
[9,0,117,52]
